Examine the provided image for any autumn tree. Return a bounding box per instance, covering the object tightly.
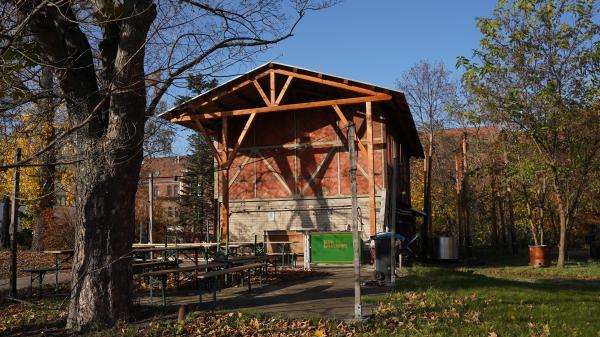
[397,60,456,255]
[461,0,600,267]
[1,0,333,330]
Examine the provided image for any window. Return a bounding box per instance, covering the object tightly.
[153,187,159,197]
[167,185,173,197]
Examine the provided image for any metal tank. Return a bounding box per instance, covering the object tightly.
[432,236,459,260]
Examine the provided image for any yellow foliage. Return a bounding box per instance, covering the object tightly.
[0,112,74,230]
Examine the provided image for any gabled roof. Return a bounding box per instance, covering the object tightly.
[161,62,423,157]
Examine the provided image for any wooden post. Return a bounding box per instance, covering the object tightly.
[349,121,362,319]
[148,173,154,244]
[1,195,9,249]
[366,102,376,236]
[390,156,399,284]
[9,148,21,297]
[270,70,276,105]
[221,117,229,242]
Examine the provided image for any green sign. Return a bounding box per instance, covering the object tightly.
[310,232,360,264]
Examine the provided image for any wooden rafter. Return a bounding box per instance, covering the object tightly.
[366,101,376,236]
[192,117,222,164]
[223,112,257,169]
[253,80,271,106]
[172,94,391,121]
[256,150,293,196]
[220,116,230,242]
[300,146,337,195]
[184,70,271,111]
[270,70,276,104]
[275,76,293,105]
[332,105,368,156]
[273,69,381,96]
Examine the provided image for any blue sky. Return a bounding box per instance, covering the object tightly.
[170,0,498,154]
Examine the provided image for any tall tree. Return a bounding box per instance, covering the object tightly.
[2,0,333,330]
[177,74,218,242]
[461,0,600,267]
[31,66,57,251]
[397,60,456,256]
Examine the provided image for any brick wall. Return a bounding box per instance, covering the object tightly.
[228,195,381,242]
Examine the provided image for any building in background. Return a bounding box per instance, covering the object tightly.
[135,156,188,242]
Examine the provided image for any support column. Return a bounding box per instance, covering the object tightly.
[220,117,229,242]
[366,101,376,236]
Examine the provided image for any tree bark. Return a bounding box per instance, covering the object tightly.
[31,66,56,251]
[490,177,499,246]
[462,134,472,257]
[22,0,156,330]
[555,193,568,268]
[422,133,433,258]
[68,3,156,329]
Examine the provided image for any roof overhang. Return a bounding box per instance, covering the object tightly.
[160,62,424,158]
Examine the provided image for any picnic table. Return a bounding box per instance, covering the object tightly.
[43,250,74,293]
[139,255,273,306]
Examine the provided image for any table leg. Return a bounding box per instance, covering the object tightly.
[54,256,59,293]
[212,278,217,307]
[194,250,199,289]
[39,272,44,299]
[247,270,252,292]
[161,275,166,307]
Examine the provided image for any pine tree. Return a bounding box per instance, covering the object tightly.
[178,73,218,242]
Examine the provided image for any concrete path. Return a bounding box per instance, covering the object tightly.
[137,266,392,320]
[0,271,71,295]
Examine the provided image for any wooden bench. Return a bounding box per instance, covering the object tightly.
[132,260,178,274]
[197,262,266,306]
[140,261,228,305]
[22,266,70,298]
[141,260,267,306]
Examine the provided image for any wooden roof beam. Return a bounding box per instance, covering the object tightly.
[332,105,368,156]
[223,112,257,169]
[275,76,293,105]
[273,69,380,96]
[253,80,271,106]
[192,117,222,164]
[171,94,391,121]
[182,70,271,111]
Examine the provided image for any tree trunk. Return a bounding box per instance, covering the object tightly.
[32,66,56,251]
[422,133,433,258]
[462,134,472,257]
[454,151,463,250]
[490,177,499,246]
[502,150,517,255]
[498,197,507,247]
[556,193,568,268]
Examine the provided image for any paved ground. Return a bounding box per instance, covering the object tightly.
[137,266,392,320]
[1,266,393,320]
[0,271,70,295]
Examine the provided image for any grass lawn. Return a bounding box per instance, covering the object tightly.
[369,263,600,337]
[2,250,600,336]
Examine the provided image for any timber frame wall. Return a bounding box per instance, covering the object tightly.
[162,63,422,242]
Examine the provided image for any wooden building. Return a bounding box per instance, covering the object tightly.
[161,63,423,242]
